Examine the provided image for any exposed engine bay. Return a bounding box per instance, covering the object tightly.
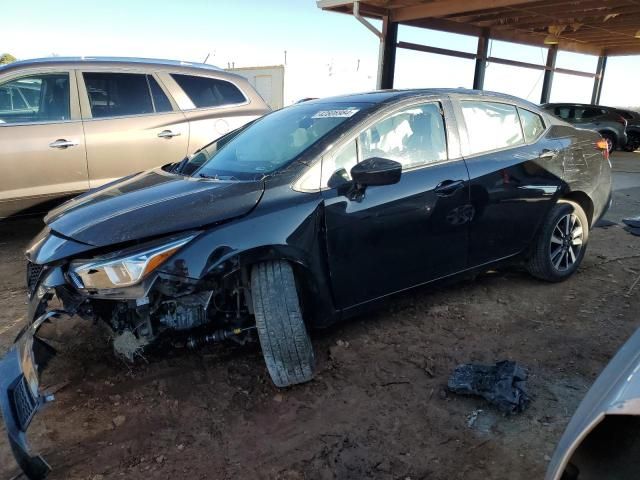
[64,269,257,361]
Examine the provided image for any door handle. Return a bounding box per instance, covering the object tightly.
[157,130,181,139]
[434,179,465,196]
[540,149,559,160]
[49,139,79,149]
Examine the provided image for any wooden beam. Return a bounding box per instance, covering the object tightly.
[473,29,490,89]
[483,16,640,33]
[605,46,640,55]
[403,17,483,37]
[488,29,604,55]
[380,19,399,89]
[540,44,557,104]
[454,1,639,22]
[390,0,544,23]
[397,41,477,60]
[591,55,607,104]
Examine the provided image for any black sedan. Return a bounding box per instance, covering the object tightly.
[1,89,612,479]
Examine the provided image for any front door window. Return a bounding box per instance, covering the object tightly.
[0,73,70,124]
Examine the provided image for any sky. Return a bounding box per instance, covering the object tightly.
[1,0,639,107]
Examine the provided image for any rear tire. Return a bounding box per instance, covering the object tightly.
[251,260,315,387]
[527,200,589,282]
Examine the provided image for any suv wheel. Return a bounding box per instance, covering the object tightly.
[623,132,640,152]
[527,200,589,282]
[251,260,315,387]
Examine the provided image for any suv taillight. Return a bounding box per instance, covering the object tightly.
[614,115,628,126]
[596,138,610,160]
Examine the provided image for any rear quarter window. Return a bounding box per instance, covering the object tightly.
[172,74,246,109]
[518,108,546,143]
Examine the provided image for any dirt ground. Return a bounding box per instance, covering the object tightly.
[1,153,640,480]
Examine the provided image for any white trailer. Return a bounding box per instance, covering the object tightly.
[227,65,285,110]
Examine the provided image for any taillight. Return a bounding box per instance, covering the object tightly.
[596,138,610,160]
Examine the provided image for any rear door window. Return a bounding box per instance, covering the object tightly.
[461,101,524,155]
[83,72,157,118]
[171,74,246,108]
[0,73,70,124]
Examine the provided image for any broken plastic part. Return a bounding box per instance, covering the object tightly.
[112,330,149,362]
[447,360,530,414]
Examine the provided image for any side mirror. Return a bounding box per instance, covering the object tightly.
[350,157,402,187]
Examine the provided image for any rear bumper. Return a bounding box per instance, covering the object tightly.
[0,310,64,480]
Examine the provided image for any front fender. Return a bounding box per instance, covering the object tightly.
[158,191,338,327]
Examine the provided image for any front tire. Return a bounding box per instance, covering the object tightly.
[527,201,589,282]
[251,260,315,387]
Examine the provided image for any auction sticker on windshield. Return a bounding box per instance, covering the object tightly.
[312,108,359,119]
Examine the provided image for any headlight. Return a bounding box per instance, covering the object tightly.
[70,235,195,290]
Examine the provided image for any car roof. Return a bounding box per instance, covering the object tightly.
[0,56,227,75]
[308,88,541,109]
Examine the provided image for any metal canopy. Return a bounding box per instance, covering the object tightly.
[318,0,640,103]
[318,0,640,56]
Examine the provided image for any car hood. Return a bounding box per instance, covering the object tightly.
[44,168,265,247]
[546,327,640,480]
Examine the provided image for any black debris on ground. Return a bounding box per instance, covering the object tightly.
[447,360,530,414]
[594,218,617,228]
[622,216,640,229]
[624,226,640,237]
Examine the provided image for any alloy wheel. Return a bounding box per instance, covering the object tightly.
[549,213,584,272]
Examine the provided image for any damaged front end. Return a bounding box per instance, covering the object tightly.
[0,259,80,480]
[1,230,258,479]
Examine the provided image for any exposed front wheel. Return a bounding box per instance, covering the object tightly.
[527,201,589,282]
[251,260,315,387]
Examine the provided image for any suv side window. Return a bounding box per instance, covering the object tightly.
[148,76,173,113]
[83,72,156,118]
[0,73,70,124]
[580,108,603,120]
[171,74,246,108]
[554,107,572,120]
[461,101,524,155]
[518,108,545,143]
[359,103,447,170]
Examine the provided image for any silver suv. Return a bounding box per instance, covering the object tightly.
[0,57,271,218]
[541,103,628,153]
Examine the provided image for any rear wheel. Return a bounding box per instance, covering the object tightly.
[623,132,640,152]
[251,260,315,387]
[527,201,589,282]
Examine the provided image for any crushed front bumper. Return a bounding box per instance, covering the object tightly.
[0,310,65,480]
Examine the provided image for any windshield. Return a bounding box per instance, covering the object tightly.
[192,102,374,180]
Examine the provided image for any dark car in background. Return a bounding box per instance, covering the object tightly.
[0,89,612,479]
[614,108,640,151]
[542,103,628,153]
